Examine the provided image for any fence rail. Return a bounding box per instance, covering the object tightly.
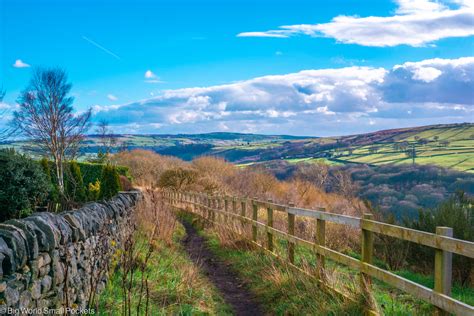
[164,190,474,316]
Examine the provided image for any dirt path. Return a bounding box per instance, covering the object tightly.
[179,219,264,316]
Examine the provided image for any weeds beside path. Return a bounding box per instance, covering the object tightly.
[179,218,264,316]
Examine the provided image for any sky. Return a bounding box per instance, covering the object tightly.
[0,0,473,136]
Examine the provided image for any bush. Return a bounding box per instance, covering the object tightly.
[88,180,101,201]
[78,161,130,186]
[39,159,129,203]
[0,149,49,221]
[112,149,183,187]
[66,161,87,202]
[99,164,122,200]
[407,191,474,285]
[39,157,59,204]
[158,168,198,190]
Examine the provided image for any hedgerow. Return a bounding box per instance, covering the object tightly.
[0,149,49,221]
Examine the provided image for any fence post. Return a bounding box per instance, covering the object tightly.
[196,193,200,215]
[434,226,453,316]
[232,197,237,228]
[208,195,213,222]
[267,200,274,252]
[316,210,326,281]
[240,200,246,229]
[232,197,237,214]
[252,199,258,243]
[361,213,374,293]
[224,197,229,224]
[202,194,206,218]
[288,203,295,264]
[212,196,216,223]
[215,196,220,223]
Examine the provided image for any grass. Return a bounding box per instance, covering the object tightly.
[177,212,366,315]
[179,211,474,316]
[98,221,233,315]
[4,123,473,172]
[338,140,474,172]
[285,157,343,166]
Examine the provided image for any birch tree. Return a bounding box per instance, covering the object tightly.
[12,68,91,194]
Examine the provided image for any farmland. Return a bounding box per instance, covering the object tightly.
[3,122,473,172]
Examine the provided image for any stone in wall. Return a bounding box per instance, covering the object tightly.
[0,191,141,313]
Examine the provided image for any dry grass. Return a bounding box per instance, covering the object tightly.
[113,149,185,187]
[135,188,177,245]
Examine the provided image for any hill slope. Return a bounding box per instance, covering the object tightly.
[3,123,473,172]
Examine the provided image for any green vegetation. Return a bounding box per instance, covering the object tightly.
[66,161,87,202]
[98,209,232,315]
[337,124,474,172]
[175,211,365,315]
[407,192,473,286]
[180,211,474,315]
[202,233,363,315]
[37,158,130,204]
[0,149,49,221]
[3,123,473,172]
[0,151,131,221]
[285,157,343,166]
[99,164,122,200]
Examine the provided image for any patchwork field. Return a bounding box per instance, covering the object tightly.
[333,124,474,172]
[3,123,473,172]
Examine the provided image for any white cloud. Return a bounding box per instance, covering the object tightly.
[13,59,30,68]
[383,57,474,104]
[144,70,163,83]
[93,56,474,135]
[237,1,474,47]
[218,122,230,131]
[107,94,118,101]
[411,67,443,82]
[237,31,288,38]
[145,70,157,79]
[395,0,447,14]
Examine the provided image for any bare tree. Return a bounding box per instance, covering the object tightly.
[12,68,91,194]
[293,162,329,190]
[0,89,13,141]
[95,120,116,160]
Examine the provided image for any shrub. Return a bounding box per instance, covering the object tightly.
[39,157,60,204]
[0,149,49,221]
[112,149,182,187]
[407,191,473,285]
[66,161,87,202]
[39,159,129,202]
[158,168,198,190]
[88,180,101,201]
[99,164,122,200]
[79,161,130,185]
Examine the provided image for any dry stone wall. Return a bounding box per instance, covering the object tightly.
[0,191,141,313]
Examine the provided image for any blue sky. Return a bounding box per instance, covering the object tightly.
[1,0,473,136]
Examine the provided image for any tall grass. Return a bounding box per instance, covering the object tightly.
[98,189,232,315]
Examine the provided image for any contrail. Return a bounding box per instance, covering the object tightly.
[82,35,121,60]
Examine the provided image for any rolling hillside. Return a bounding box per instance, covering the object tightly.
[310,123,474,172]
[3,123,473,172]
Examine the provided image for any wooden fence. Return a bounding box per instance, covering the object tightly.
[164,190,474,315]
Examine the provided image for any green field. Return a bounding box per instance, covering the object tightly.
[333,125,474,172]
[3,123,473,172]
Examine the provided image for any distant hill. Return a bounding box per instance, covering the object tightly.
[3,123,473,173]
